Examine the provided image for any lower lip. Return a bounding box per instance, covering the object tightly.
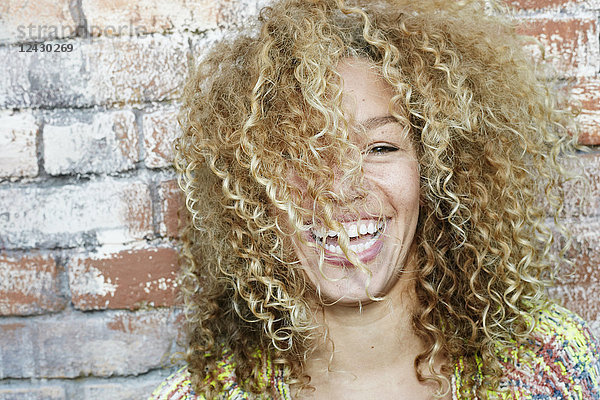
[310,231,385,267]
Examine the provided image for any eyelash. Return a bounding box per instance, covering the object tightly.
[368,145,399,155]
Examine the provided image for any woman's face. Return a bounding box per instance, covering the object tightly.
[292,58,421,305]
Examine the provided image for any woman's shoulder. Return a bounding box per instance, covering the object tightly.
[148,366,198,400]
[147,362,243,400]
[148,350,288,400]
[499,302,600,398]
[529,302,599,367]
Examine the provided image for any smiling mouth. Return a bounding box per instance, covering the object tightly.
[309,220,385,256]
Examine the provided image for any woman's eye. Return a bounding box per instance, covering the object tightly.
[368,145,399,155]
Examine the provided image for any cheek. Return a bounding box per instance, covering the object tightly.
[402,169,421,207]
[367,163,421,207]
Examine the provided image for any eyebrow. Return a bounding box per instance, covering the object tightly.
[357,115,397,131]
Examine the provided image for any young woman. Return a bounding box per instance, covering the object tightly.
[150,0,600,398]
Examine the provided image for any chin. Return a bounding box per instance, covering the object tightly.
[304,261,403,306]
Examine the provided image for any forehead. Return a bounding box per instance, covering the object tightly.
[337,58,394,124]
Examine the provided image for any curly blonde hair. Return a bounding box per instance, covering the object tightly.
[175,0,582,397]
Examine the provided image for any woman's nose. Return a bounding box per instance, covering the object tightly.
[330,167,366,204]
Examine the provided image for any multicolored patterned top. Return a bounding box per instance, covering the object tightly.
[149,304,600,399]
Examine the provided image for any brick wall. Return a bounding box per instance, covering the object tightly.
[0,0,598,398]
[506,0,600,333]
[0,0,269,398]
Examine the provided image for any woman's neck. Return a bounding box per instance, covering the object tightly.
[293,266,452,400]
[307,278,423,375]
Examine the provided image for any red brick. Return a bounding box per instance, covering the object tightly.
[0,111,39,179]
[0,309,180,378]
[158,180,182,238]
[0,386,65,399]
[569,77,600,145]
[143,105,179,168]
[69,246,178,310]
[0,0,76,44]
[517,17,599,77]
[0,253,66,316]
[0,178,153,249]
[43,109,139,175]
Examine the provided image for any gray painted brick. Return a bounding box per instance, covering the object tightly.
[0,178,153,249]
[43,109,138,175]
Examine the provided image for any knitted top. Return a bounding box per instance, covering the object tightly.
[149,304,600,399]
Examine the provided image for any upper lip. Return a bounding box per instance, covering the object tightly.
[331,213,383,222]
[307,213,385,224]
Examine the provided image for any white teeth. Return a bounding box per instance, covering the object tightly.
[367,222,375,234]
[317,232,381,255]
[311,219,385,243]
[346,224,358,238]
[338,232,380,254]
[366,237,376,249]
[325,243,344,254]
[359,224,368,235]
[346,236,378,254]
[313,227,326,238]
